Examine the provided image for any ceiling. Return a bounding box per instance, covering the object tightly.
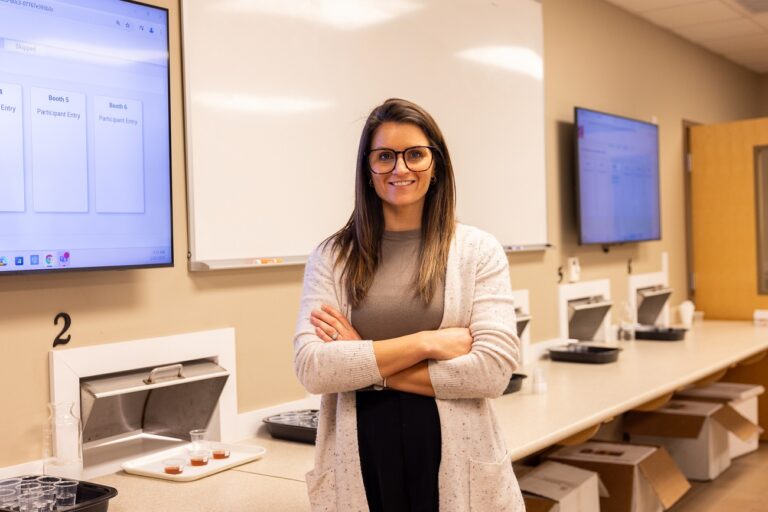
[603,0,768,73]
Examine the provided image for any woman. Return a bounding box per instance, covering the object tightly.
[293,98,523,511]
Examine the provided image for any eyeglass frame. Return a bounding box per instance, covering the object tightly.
[365,145,441,175]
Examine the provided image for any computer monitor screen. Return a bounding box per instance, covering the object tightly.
[575,107,661,245]
[0,0,172,274]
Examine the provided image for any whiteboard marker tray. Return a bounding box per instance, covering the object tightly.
[121,443,266,482]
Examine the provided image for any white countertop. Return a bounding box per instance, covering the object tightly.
[93,320,768,511]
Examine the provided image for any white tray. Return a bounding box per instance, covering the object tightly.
[121,442,266,482]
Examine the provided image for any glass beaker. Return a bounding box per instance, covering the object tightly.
[43,402,83,480]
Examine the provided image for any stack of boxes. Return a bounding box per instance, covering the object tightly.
[522,381,764,511]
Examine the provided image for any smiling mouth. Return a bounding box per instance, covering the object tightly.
[388,180,416,187]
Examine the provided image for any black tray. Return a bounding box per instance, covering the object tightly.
[635,327,687,341]
[0,477,117,512]
[503,373,527,394]
[263,409,318,444]
[549,344,620,364]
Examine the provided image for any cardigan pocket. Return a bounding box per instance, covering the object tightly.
[468,451,522,512]
[305,467,336,511]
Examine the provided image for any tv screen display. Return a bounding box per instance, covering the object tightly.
[0,0,172,274]
[575,107,660,245]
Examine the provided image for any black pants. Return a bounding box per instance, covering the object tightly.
[356,390,441,512]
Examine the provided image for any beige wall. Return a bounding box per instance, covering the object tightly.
[0,0,762,468]
[760,75,768,117]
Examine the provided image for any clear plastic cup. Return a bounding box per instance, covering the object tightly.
[35,476,61,486]
[54,480,78,507]
[0,488,17,509]
[17,482,41,495]
[38,485,56,512]
[189,429,209,453]
[189,450,209,467]
[19,489,44,512]
[162,458,185,475]
[0,478,22,489]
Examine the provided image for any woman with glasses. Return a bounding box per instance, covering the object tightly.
[293,98,523,511]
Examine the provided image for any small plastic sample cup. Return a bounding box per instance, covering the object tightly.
[211,448,231,460]
[162,458,185,475]
[189,450,210,466]
[54,480,78,507]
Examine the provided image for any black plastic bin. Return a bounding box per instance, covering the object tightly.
[0,477,117,512]
[549,344,621,364]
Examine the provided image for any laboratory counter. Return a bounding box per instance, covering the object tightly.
[93,320,768,511]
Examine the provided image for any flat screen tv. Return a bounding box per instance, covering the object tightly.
[0,0,172,274]
[574,107,661,245]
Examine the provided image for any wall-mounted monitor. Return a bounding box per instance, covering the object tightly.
[0,0,172,274]
[574,107,660,245]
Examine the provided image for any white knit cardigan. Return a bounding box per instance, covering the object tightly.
[293,223,525,511]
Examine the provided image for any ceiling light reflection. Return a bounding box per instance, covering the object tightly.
[213,0,423,30]
[194,92,334,114]
[457,46,543,80]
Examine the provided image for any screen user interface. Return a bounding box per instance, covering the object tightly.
[0,0,171,273]
[576,108,660,245]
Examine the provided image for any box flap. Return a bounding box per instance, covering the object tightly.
[624,409,707,439]
[597,477,609,498]
[711,404,760,441]
[519,461,594,502]
[677,382,765,402]
[549,441,655,465]
[637,447,691,509]
[523,493,559,512]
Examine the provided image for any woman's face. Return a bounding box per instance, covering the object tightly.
[368,122,434,221]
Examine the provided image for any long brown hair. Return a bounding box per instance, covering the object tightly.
[327,98,457,307]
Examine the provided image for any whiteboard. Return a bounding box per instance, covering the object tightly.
[181,0,547,270]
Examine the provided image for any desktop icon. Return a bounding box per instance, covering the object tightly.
[14,256,23,266]
[45,254,54,266]
[30,255,40,265]
[0,256,7,267]
[58,251,71,267]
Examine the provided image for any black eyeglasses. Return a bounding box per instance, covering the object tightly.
[366,146,438,174]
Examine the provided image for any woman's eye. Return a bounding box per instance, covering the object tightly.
[378,151,395,161]
[406,148,425,160]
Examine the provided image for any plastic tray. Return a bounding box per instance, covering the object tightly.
[263,410,318,445]
[121,442,266,482]
[503,373,527,394]
[549,344,620,364]
[0,477,117,512]
[635,327,687,341]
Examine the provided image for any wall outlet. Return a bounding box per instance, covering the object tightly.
[567,257,581,283]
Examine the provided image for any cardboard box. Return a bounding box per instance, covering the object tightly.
[675,382,764,458]
[524,494,559,512]
[624,399,759,481]
[548,441,689,512]
[519,461,606,512]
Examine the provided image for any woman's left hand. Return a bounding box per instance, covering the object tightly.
[310,304,362,342]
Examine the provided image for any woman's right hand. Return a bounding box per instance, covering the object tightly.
[424,327,473,360]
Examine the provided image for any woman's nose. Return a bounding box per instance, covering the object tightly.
[393,154,409,174]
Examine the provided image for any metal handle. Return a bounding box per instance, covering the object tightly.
[144,364,185,384]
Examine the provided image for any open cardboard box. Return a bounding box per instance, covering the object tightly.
[624,399,759,481]
[674,382,764,458]
[548,441,690,512]
[519,461,606,512]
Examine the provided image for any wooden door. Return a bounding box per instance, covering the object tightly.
[690,118,768,319]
